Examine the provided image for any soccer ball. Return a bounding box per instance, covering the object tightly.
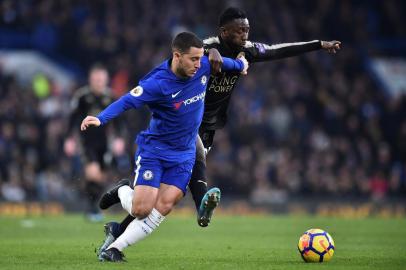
[297,228,335,262]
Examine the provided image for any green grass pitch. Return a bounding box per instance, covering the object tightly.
[0,214,405,269]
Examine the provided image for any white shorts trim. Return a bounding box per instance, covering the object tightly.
[133,155,142,187]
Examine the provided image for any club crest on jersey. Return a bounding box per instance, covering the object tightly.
[130,86,143,97]
[143,170,153,180]
[201,75,207,85]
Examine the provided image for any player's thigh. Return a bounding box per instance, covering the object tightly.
[84,161,103,181]
[132,154,163,189]
[132,153,163,217]
[155,183,184,216]
[161,159,195,195]
[132,185,159,218]
[84,144,107,167]
[83,145,106,181]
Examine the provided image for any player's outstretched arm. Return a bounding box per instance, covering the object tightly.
[80,116,101,131]
[246,39,341,63]
[321,40,341,54]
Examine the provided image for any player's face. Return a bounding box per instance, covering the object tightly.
[176,47,204,78]
[89,69,109,94]
[221,18,250,49]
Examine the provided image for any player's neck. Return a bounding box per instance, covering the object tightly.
[220,35,239,54]
[170,59,189,80]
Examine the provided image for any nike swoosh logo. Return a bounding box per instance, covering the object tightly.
[171,90,182,98]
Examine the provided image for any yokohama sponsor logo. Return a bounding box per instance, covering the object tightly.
[183,91,205,105]
[174,91,205,109]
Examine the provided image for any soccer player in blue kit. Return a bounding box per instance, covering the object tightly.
[81,32,248,262]
[97,7,341,255]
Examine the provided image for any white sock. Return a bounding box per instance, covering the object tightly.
[108,208,165,251]
[118,185,134,215]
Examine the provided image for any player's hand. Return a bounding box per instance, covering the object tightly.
[237,52,249,75]
[80,116,101,131]
[208,48,223,74]
[321,40,341,54]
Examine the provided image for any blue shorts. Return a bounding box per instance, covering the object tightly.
[132,149,195,194]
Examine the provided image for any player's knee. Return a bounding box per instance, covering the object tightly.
[131,205,153,219]
[85,162,103,181]
[155,199,175,216]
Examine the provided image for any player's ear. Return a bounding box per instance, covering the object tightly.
[220,26,226,36]
[173,51,181,60]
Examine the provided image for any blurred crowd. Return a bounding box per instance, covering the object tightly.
[0,0,405,205]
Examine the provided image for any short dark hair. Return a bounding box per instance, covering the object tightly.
[89,63,107,73]
[171,32,203,53]
[219,7,247,27]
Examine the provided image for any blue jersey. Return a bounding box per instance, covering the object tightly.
[97,56,243,162]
